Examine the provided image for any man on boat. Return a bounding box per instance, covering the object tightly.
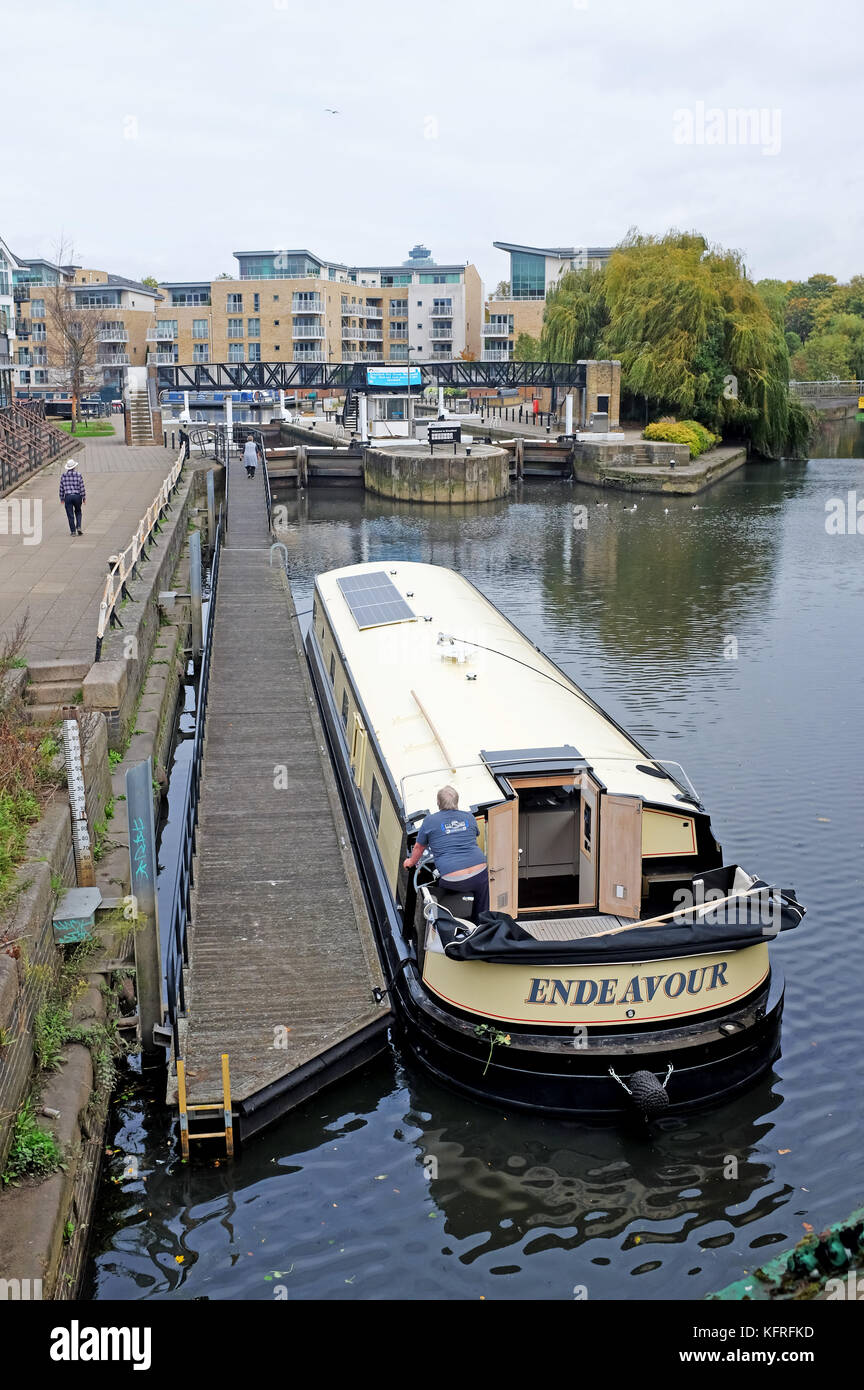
[403,786,489,924]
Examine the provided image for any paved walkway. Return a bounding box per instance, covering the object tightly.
[0,430,175,664]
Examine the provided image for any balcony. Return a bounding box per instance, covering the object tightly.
[13,285,31,302]
[342,304,383,319]
[15,321,30,338]
[362,329,383,341]
[146,327,177,341]
[429,327,453,341]
[99,328,129,342]
[429,305,453,317]
[482,349,513,362]
[292,324,326,339]
[99,353,130,366]
[17,354,32,367]
[343,351,384,362]
[147,352,177,365]
[483,322,512,337]
[292,296,324,313]
[292,350,325,362]
[389,330,409,341]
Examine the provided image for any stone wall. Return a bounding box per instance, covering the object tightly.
[363,444,509,504]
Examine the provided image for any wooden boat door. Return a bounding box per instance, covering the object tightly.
[486,798,519,915]
[598,794,642,919]
[578,771,601,907]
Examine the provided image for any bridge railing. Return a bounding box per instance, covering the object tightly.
[789,379,864,399]
[95,450,186,660]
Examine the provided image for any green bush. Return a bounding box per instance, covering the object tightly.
[2,1098,63,1184]
[642,419,719,457]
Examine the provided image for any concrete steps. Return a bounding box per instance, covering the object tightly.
[128,391,154,445]
[25,680,82,706]
[24,659,91,724]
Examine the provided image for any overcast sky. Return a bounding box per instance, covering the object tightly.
[3,0,860,291]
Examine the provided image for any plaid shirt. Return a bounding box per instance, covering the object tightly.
[59,469,86,503]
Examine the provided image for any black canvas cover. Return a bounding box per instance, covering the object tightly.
[438,891,801,966]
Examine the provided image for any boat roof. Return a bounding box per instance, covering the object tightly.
[315,561,689,822]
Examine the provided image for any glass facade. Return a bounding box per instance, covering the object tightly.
[171,289,210,305]
[510,251,545,299]
[236,254,322,279]
[418,273,460,284]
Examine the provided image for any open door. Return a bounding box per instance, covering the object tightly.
[486,798,518,915]
[598,794,642,919]
[578,772,601,907]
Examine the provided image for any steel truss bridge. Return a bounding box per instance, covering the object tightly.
[155,360,587,394]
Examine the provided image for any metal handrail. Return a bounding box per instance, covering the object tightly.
[95,450,186,659]
[162,504,223,1051]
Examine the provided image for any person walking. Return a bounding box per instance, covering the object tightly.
[243,435,258,479]
[403,785,490,924]
[59,458,86,536]
[179,423,191,461]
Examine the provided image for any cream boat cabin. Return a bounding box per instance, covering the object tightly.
[306,561,803,1115]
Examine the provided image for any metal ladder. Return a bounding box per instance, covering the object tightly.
[176,1054,234,1159]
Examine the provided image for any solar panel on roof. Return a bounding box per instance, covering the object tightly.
[337,571,416,630]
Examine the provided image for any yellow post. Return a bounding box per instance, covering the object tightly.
[177,1058,190,1160]
[221,1053,234,1158]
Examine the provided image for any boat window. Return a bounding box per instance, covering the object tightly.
[329,652,336,685]
[370,776,382,832]
[341,689,349,728]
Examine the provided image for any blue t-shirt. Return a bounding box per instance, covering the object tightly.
[417,809,485,878]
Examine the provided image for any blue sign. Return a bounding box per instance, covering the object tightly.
[365,366,422,388]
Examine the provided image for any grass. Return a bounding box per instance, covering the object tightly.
[2,1098,64,1185]
[55,421,116,437]
[0,621,64,908]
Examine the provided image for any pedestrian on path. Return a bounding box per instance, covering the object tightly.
[59,458,86,536]
[243,435,258,479]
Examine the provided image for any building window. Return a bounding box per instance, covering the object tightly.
[370,777,382,832]
[253,293,260,311]
[19,370,30,383]
[193,344,209,362]
[247,318,260,337]
[227,318,243,337]
[389,299,408,316]
[34,370,47,384]
[341,689,349,728]
[157,320,178,338]
[511,251,546,299]
[329,652,336,685]
[228,343,244,362]
[171,290,210,305]
[248,342,261,361]
[419,272,460,284]
[227,293,243,312]
[192,319,209,338]
[274,320,279,326]
[30,298,45,318]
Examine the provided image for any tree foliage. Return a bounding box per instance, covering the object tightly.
[539,230,811,457]
[513,332,541,361]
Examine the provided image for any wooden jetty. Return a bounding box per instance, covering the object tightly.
[173,454,390,1141]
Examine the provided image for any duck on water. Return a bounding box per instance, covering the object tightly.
[304,561,804,1118]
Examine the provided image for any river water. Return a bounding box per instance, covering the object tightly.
[84,423,864,1302]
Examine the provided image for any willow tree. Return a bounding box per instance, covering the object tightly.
[541,268,608,363]
[572,230,810,457]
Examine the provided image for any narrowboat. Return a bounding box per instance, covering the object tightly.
[305,562,804,1116]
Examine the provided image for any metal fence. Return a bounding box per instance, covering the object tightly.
[0,399,72,497]
[95,450,186,660]
[789,380,864,399]
[162,500,223,1053]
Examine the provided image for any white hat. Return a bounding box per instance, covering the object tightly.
[64,459,79,471]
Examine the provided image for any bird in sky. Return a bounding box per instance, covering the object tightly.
[325,108,339,114]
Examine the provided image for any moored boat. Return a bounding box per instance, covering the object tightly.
[304,561,804,1116]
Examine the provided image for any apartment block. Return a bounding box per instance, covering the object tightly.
[11,257,160,400]
[0,237,15,407]
[482,240,613,361]
[156,244,483,368]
